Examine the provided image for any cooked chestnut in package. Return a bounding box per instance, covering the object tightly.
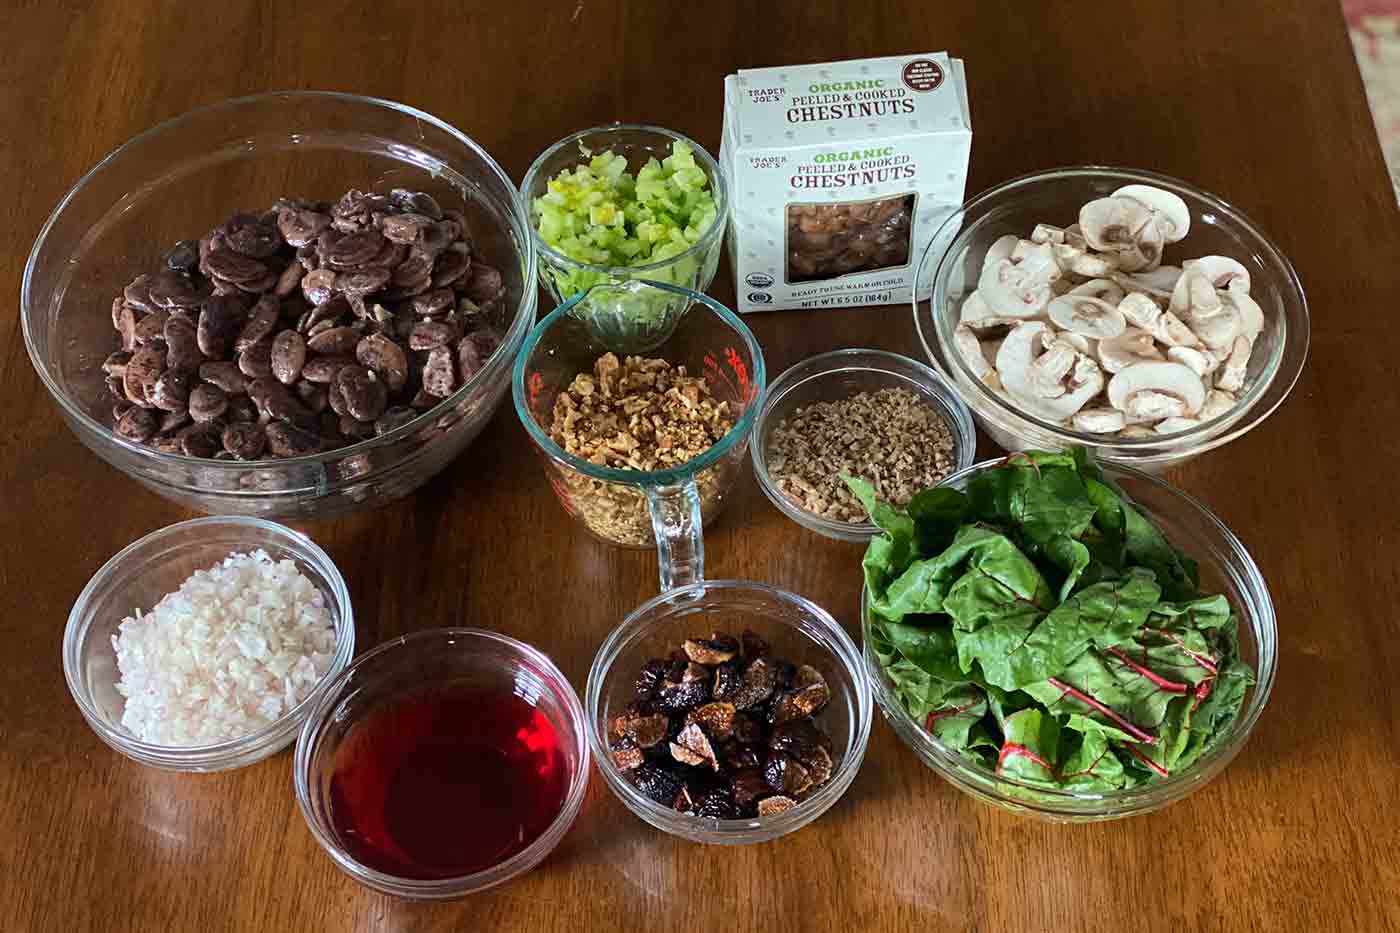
[721,52,971,311]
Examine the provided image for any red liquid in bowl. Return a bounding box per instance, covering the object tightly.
[327,685,569,880]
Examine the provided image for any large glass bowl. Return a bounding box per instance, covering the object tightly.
[520,124,727,352]
[863,459,1277,821]
[586,580,873,844]
[914,167,1309,471]
[63,517,355,772]
[21,91,537,519]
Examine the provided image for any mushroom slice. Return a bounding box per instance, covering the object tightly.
[1153,311,1203,348]
[1099,327,1164,373]
[1200,388,1238,420]
[1184,255,1250,291]
[1119,424,1157,439]
[1069,278,1126,305]
[1166,345,1220,377]
[1052,242,1119,278]
[1122,390,1190,420]
[978,241,1059,318]
[1225,281,1265,342]
[959,290,1031,331]
[983,234,1020,270]
[1072,407,1127,433]
[1027,339,1078,398]
[1048,295,1127,340]
[1063,223,1088,250]
[1030,223,1066,245]
[954,323,998,385]
[996,322,1104,420]
[1118,292,1163,330]
[1156,416,1202,434]
[1215,335,1253,392]
[1112,184,1192,243]
[1079,196,1162,272]
[1169,268,1225,316]
[1113,265,1182,302]
[1188,304,1241,351]
[1107,361,1207,417]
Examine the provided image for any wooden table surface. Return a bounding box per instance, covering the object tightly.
[3,1,1398,930]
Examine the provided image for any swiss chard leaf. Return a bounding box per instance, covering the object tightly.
[870,525,1053,622]
[846,474,917,573]
[923,683,989,749]
[906,485,970,556]
[967,461,1098,598]
[996,709,1061,784]
[1121,499,1199,601]
[1059,729,1130,791]
[878,618,966,682]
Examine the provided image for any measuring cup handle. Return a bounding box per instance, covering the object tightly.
[645,480,705,591]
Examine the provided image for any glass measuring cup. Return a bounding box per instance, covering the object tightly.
[511,281,765,591]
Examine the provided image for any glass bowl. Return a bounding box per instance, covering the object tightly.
[294,628,590,899]
[62,516,355,772]
[751,348,977,543]
[913,166,1309,471]
[863,458,1277,821]
[586,580,873,844]
[21,91,537,519]
[520,123,727,352]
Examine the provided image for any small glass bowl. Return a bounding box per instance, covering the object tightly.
[751,349,977,543]
[520,124,728,351]
[62,516,355,772]
[864,458,1278,821]
[586,580,873,844]
[914,166,1309,471]
[294,628,590,898]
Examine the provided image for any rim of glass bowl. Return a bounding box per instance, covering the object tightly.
[511,281,766,487]
[862,457,1278,815]
[519,123,729,277]
[62,516,355,770]
[585,580,874,843]
[914,165,1310,454]
[21,90,538,474]
[293,627,591,898]
[749,348,979,542]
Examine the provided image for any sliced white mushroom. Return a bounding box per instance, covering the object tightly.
[1215,334,1253,392]
[1112,184,1191,243]
[1113,265,1182,303]
[1169,268,1224,316]
[1063,223,1088,250]
[1072,407,1127,433]
[995,322,1105,420]
[1118,292,1163,330]
[1119,424,1157,439]
[1107,361,1206,416]
[954,323,997,386]
[1069,278,1126,304]
[1079,196,1163,272]
[1156,416,1202,434]
[1052,242,1119,277]
[1048,294,1127,340]
[1188,304,1241,351]
[1225,281,1265,342]
[1027,339,1078,398]
[1153,311,1203,348]
[1183,255,1250,291]
[1199,388,1237,420]
[1054,331,1095,356]
[983,234,1020,270]
[978,241,1060,318]
[1123,391,1190,420]
[1166,345,1221,377]
[1030,223,1066,245]
[1099,327,1163,373]
[959,290,1034,331]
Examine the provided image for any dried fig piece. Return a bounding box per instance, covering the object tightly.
[763,752,812,797]
[197,361,246,394]
[733,656,778,710]
[731,768,769,812]
[771,676,830,724]
[421,346,457,398]
[686,702,736,740]
[669,723,719,771]
[608,710,670,749]
[277,208,332,247]
[712,660,743,701]
[114,406,157,442]
[409,320,457,350]
[274,261,304,297]
[431,242,471,287]
[609,737,645,772]
[767,719,833,760]
[733,712,764,746]
[326,230,386,269]
[235,296,281,352]
[337,365,388,422]
[718,739,762,771]
[221,422,267,460]
[803,747,834,788]
[307,325,362,356]
[177,420,223,458]
[270,330,307,385]
[696,788,738,820]
[102,351,132,377]
[238,341,274,380]
[188,384,228,422]
[265,420,322,457]
[741,630,771,660]
[635,658,668,701]
[197,294,248,357]
[757,796,797,817]
[224,215,281,258]
[373,406,418,436]
[462,262,505,307]
[300,354,354,384]
[655,676,709,715]
[356,333,408,392]
[682,662,711,683]
[204,249,268,284]
[684,636,740,666]
[163,315,201,374]
[632,764,684,807]
[150,370,192,412]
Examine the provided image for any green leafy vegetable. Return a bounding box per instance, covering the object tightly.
[851,450,1256,793]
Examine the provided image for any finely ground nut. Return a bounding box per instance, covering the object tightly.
[767,387,957,522]
[271,330,307,385]
[546,353,737,546]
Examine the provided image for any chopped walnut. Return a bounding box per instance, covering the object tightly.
[547,353,739,546]
[765,387,956,523]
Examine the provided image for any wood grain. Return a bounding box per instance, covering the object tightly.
[1,1,1397,930]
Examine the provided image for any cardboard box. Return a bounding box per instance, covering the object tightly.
[721,53,971,312]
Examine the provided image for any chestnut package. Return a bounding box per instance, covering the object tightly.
[721,53,971,312]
